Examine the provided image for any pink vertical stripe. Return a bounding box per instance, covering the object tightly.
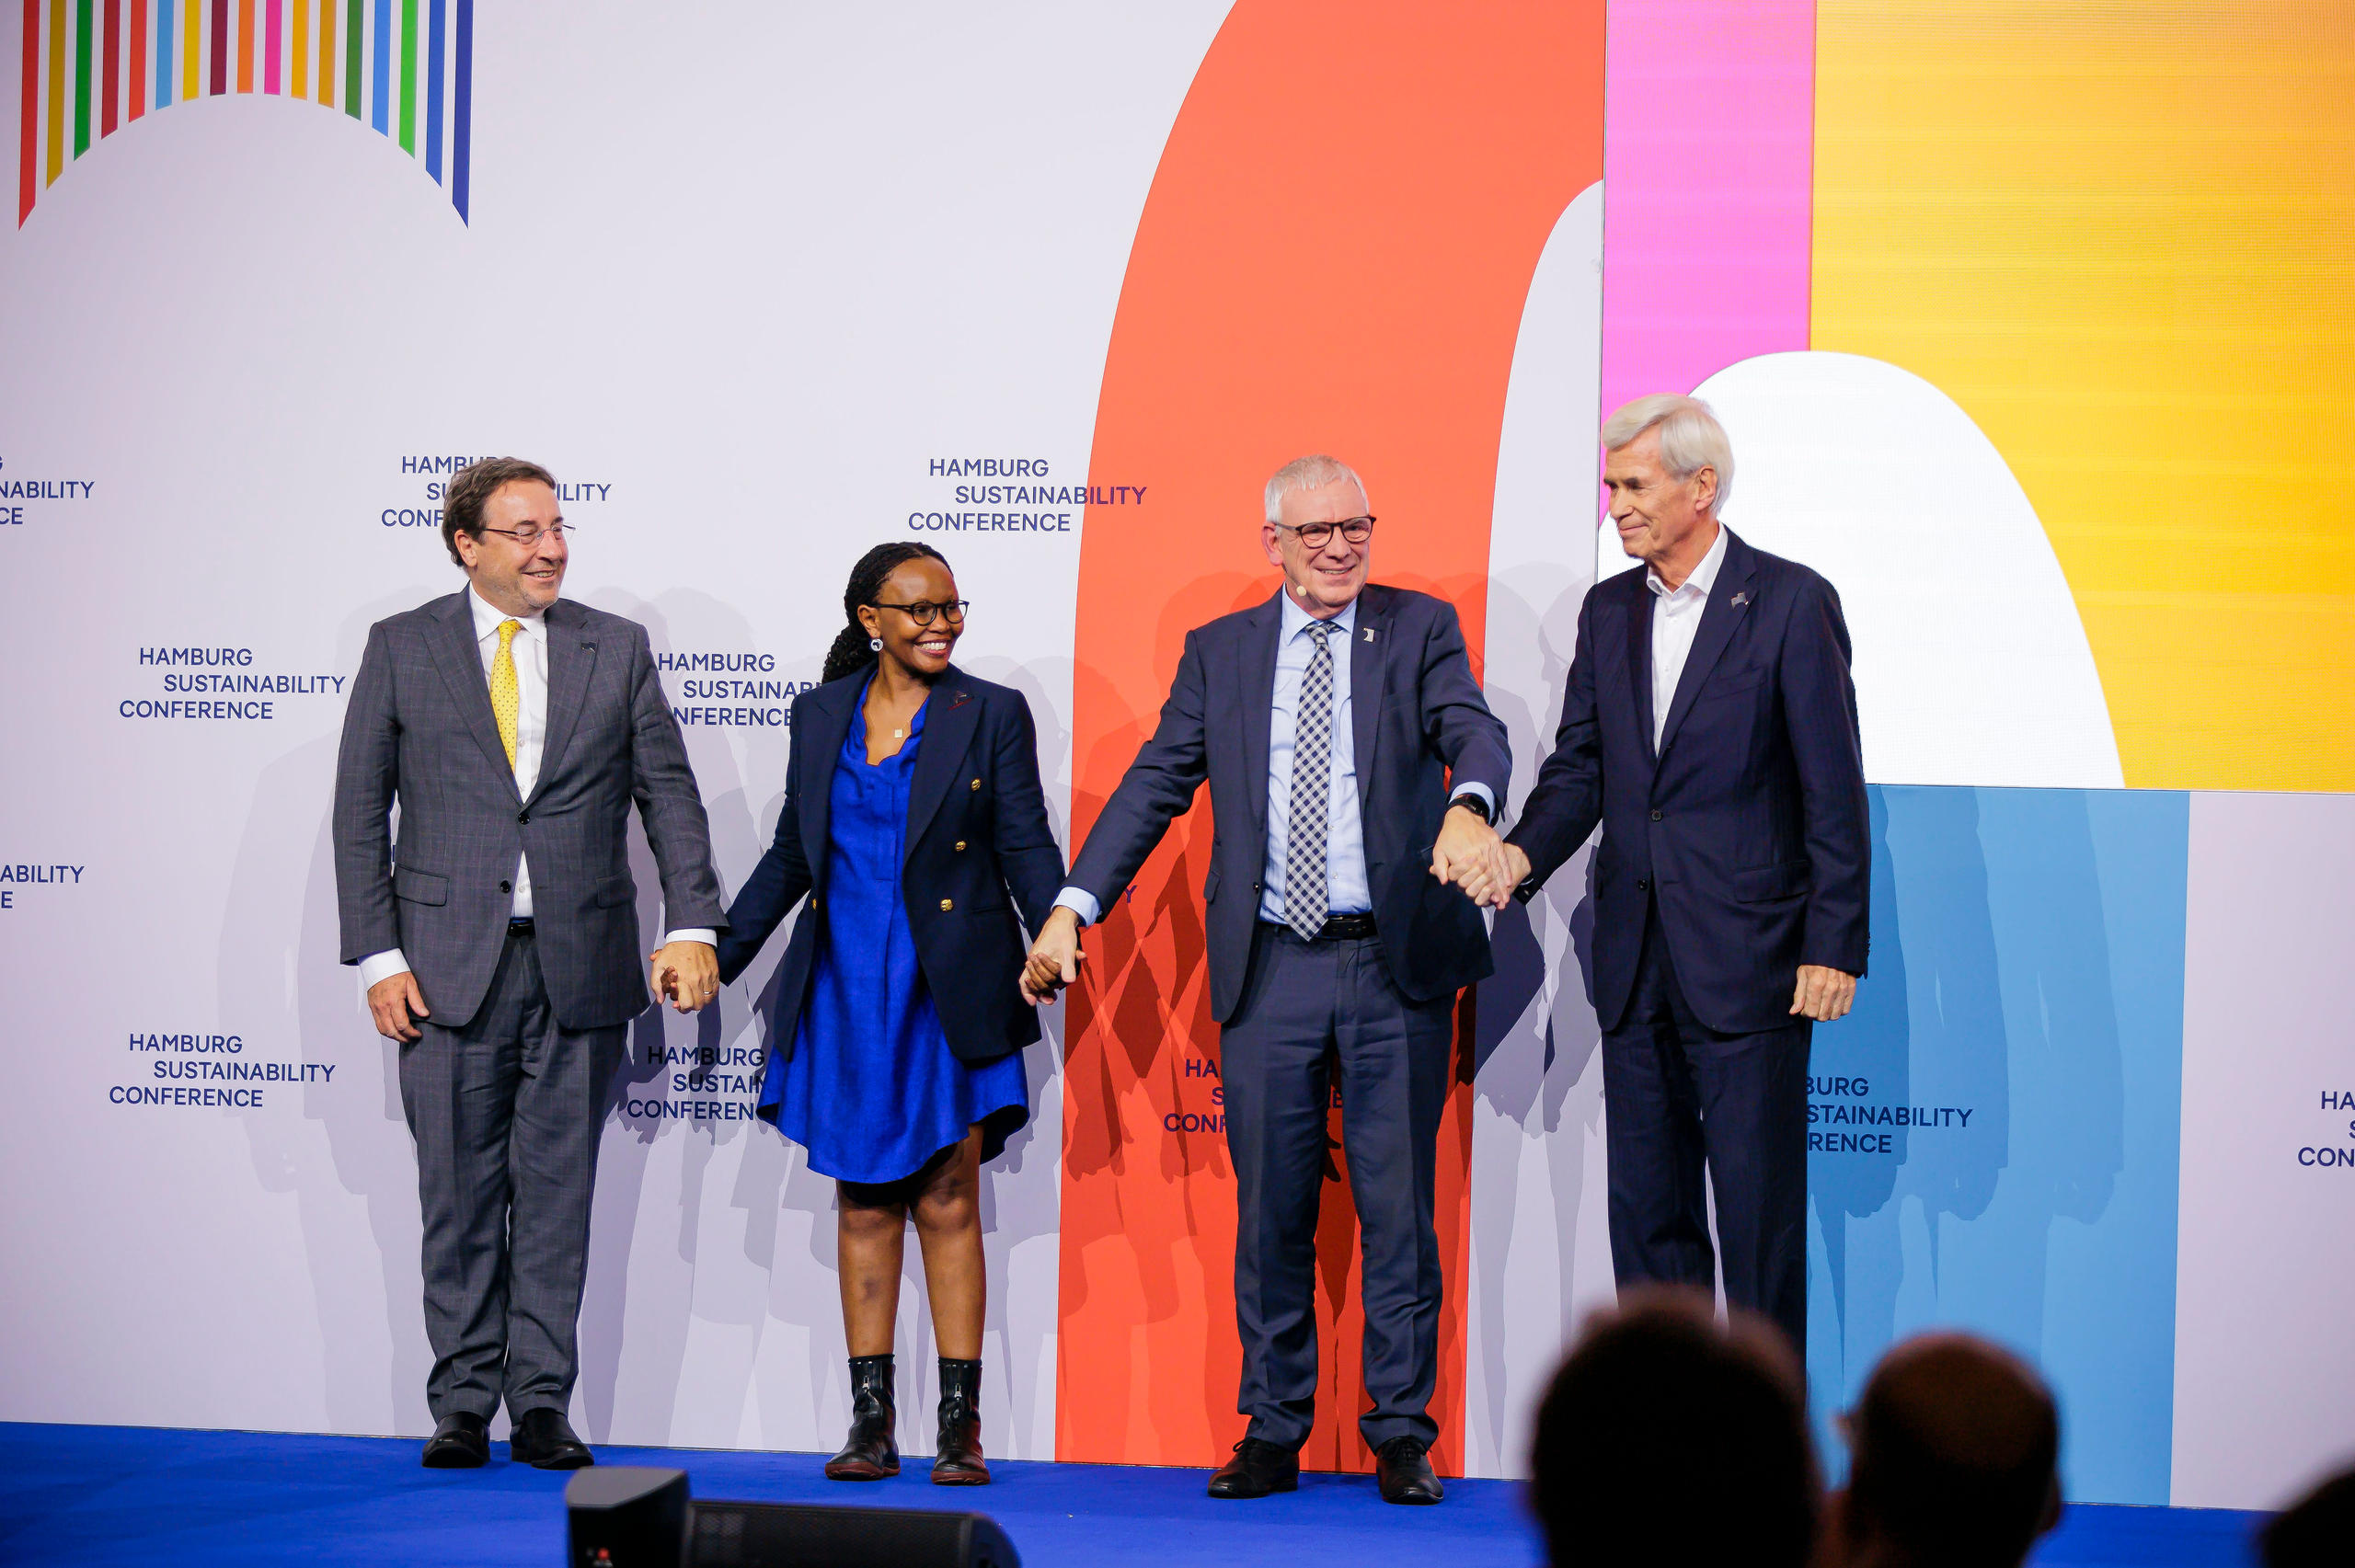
[264,0,281,92]
[1600,0,1817,418]
[17,0,34,224]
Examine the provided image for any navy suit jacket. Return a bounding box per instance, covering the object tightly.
[716,667,1066,1065]
[1066,583,1512,1024]
[1508,529,1870,1036]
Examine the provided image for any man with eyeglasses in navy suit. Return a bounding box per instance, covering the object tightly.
[1023,455,1512,1505]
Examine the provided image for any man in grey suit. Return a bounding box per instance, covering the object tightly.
[334,457,726,1470]
[1023,455,1511,1505]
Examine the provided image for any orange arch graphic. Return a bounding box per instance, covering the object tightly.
[1056,0,1605,1472]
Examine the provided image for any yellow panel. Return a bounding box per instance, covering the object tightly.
[1812,1,2355,791]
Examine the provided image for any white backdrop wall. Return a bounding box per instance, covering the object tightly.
[0,1,1232,1455]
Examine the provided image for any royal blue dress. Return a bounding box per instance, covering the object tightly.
[758,681,1029,1185]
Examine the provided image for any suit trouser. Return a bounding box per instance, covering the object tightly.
[1220,922,1455,1451]
[1601,905,1811,1354]
[399,927,626,1422]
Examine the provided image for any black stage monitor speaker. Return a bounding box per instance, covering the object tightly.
[686,1500,1021,1568]
[567,1467,692,1568]
[568,1469,1021,1568]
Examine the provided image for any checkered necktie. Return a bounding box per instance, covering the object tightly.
[1283,619,1338,940]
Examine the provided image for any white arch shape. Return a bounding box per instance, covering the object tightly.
[1677,350,2124,789]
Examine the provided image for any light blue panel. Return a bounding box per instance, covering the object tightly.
[1804,784,2188,1505]
[2031,789,2186,1501]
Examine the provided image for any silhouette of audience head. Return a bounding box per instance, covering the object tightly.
[1530,1288,1818,1568]
[2260,1464,2355,1568]
[1832,1333,2062,1568]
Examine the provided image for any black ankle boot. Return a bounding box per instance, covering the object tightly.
[932,1356,988,1484]
[825,1354,899,1480]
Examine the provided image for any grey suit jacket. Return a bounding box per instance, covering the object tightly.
[333,589,728,1031]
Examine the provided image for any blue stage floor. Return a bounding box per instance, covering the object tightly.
[0,1424,2265,1567]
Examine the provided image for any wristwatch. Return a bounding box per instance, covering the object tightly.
[1447,792,1492,825]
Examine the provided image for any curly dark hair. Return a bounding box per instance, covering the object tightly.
[821,543,951,683]
[441,456,557,567]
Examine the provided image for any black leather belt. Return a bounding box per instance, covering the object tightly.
[508,918,535,935]
[1261,912,1377,942]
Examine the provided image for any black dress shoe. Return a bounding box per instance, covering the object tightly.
[1373,1436,1443,1505]
[1208,1436,1300,1499]
[420,1412,488,1469]
[826,1354,900,1481]
[509,1408,594,1471]
[931,1357,990,1485]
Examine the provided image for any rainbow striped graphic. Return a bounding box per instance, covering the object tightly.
[16,0,472,226]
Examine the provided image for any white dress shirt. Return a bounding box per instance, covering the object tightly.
[1646,522,1729,751]
[1051,590,1495,928]
[357,588,712,990]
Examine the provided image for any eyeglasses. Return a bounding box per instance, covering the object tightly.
[477,521,575,547]
[1271,515,1375,550]
[871,599,971,627]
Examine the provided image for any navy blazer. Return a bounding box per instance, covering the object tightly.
[716,667,1066,1065]
[1509,528,1870,1036]
[1066,583,1512,1024]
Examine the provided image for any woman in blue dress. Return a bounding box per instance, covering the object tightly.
[717,543,1064,1486]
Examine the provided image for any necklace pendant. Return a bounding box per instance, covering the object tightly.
[892,727,905,738]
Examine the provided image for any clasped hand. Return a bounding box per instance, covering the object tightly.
[649,940,720,1013]
[1020,906,1085,1005]
[1432,805,1522,909]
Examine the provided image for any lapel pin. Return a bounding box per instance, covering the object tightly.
[1363,626,1378,644]
[1729,591,1750,609]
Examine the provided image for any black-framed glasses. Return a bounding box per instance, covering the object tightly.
[477,521,575,547]
[871,599,971,627]
[1271,515,1375,549]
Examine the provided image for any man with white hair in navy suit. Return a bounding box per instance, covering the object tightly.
[1459,396,1870,1356]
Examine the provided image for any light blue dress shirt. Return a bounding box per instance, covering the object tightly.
[1052,590,1495,928]
[1258,594,1370,921]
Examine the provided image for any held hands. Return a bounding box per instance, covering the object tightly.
[1451,841,1531,910]
[367,971,430,1042]
[649,940,720,1013]
[1020,906,1085,1005]
[1432,803,1522,909]
[1791,964,1856,1022]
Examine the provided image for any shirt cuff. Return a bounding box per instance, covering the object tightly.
[357,949,411,990]
[1053,887,1101,927]
[1449,782,1499,817]
[662,929,718,948]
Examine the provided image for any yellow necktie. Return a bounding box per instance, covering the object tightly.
[490,620,522,768]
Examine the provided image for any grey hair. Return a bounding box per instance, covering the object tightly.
[1263,453,1370,524]
[1601,395,1734,514]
